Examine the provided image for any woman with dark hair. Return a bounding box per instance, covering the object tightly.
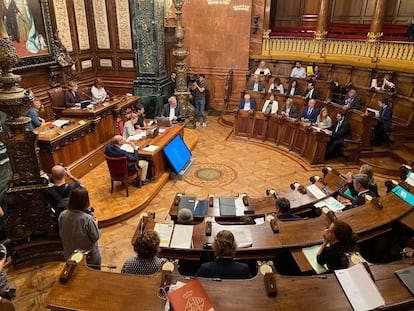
[317,220,358,271]
[268,77,284,94]
[196,230,250,279]
[58,188,101,270]
[287,79,300,96]
[121,230,167,275]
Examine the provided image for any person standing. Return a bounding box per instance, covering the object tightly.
[372,98,393,146]
[58,188,102,270]
[25,98,45,131]
[193,74,208,128]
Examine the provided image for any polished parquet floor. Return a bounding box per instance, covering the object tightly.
[6,116,392,311]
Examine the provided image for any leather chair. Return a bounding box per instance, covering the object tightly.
[79,86,92,101]
[104,155,141,197]
[47,87,65,117]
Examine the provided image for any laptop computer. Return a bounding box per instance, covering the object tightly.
[156,117,172,127]
[395,266,414,295]
[80,100,91,109]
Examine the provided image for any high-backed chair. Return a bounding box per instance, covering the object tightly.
[104,155,141,197]
[79,86,92,101]
[47,87,65,117]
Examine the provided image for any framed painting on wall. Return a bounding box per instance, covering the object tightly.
[0,0,56,70]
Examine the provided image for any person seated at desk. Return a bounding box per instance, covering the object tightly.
[239,94,256,111]
[303,81,320,100]
[301,99,319,123]
[25,98,45,131]
[286,79,300,96]
[316,107,332,129]
[161,96,184,122]
[324,111,352,160]
[309,65,322,80]
[91,78,108,103]
[290,61,306,79]
[262,94,278,114]
[135,103,146,129]
[59,188,102,270]
[343,174,378,209]
[123,113,142,140]
[121,230,168,275]
[345,164,379,197]
[342,89,361,110]
[281,98,298,119]
[317,220,358,271]
[254,60,271,76]
[372,98,393,146]
[248,75,265,92]
[370,73,395,93]
[268,77,284,94]
[276,197,304,221]
[104,135,149,185]
[177,208,193,225]
[196,230,250,279]
[64,81,81,108]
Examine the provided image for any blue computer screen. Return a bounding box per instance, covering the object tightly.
[163,135,192,173]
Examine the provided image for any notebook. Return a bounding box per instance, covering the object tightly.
[168,279,215,311]
[219,197,236,216]
[178,196,197,213]
[194,200,208,217]
[395,265,414,295]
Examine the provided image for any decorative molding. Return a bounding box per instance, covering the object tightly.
[99,58,113,68]
[73,0,90,50]
[367,32,383,43]
[115,0,132,50]
[52,0,73,52]
[120,59,134,70]
[81,59,93,70]
[92,0,111,49]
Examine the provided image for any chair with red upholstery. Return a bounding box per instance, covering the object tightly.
[104,155,141,197]
[117,119,124,136]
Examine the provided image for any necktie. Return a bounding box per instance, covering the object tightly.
[307,108,312,117]
[335,121,342,132]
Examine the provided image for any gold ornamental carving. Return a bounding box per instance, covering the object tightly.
[314,30,327,41]
[367,32,383,43]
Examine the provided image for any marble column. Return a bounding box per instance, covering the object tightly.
[131,0,170,118]
[368,0,386,42]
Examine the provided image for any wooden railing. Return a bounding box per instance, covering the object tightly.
[261,35,414,72]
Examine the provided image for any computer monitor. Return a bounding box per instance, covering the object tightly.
[156,117,172,127]
[163,135,192,173]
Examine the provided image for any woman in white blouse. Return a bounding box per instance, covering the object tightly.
[262,94,279,114]
[268,77,284,94]
[91,78,108,103]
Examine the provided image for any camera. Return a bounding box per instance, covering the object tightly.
[190,74,199,84]
[84,207,95,216]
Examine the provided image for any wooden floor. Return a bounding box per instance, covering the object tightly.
[6,116,394,311]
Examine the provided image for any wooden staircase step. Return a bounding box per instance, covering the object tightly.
[391,149,414,163]
[404,142,414,153]
[359,156,401,177]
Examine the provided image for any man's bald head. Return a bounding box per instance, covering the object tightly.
[111,135,123,145]
[51,165,66,181]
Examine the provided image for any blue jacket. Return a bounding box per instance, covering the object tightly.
[104,144,139,172]
[25,108,41,130]
[380,106,393,130]
[301,106,320,123]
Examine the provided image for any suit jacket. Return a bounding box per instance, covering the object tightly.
[342,95,362,110]
[196,258,250,279]
[104,144,139,172]
[328,119,352,140]
[303,89,320,99]
[262,100,278,114]
[281,104,298,118]
[380,106,393,130]
[64,91,81,108]
[239,98,257,111]
[248,81,265,92]
[301,106,320,123]
[287,87,300,96]
[160,103,184,119]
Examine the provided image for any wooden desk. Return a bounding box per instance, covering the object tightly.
[46,258,414,310]
[234,111,331,165]
[36,119,92,173]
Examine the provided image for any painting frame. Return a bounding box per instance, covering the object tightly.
[2,0,57,70]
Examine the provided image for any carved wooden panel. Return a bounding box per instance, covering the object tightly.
[115,0,132,50]
[92,0,111,49]
[73,0,90,50]
[52,0,73,52]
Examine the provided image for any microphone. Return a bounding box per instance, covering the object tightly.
[81,91,92,100]
[84,263,117,269]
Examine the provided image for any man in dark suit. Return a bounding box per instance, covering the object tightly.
[161,96,184,121]
[303,81,320,100]
[344,174,378,209]
[281,98,298,118]
[372,98,393,146]
[248,75,265,92]
[324,111,352,160]
[301,99,319,123]
[104,135,149,184]
[342,89,361,110]
[239,94,257,111]
[276,197,304,221]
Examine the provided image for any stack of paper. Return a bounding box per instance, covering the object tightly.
[335,263,385,310]
[231,228,253,248]
[126,133,146,141]
[170,224,193,249]
[306,184,326,199]
[302,244,328,274]
[314,197,345,212]
[154,223,174,247]
[52,119,70,127]
[120,144,134,153]
[142,145,159,152]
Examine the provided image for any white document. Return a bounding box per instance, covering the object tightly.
[335,263,385,311]
[314,197,345,212]
[143,145,159,152]
[126,133,146,141]
[302,244,328,274]
[406,171,414,187]
[231,228,253,248]
[306,184,326,199]
[52,119,70,127]
[366,108,380,117]
[170,224,193,249]
[154,223,174,247]
[120,144,134,153]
